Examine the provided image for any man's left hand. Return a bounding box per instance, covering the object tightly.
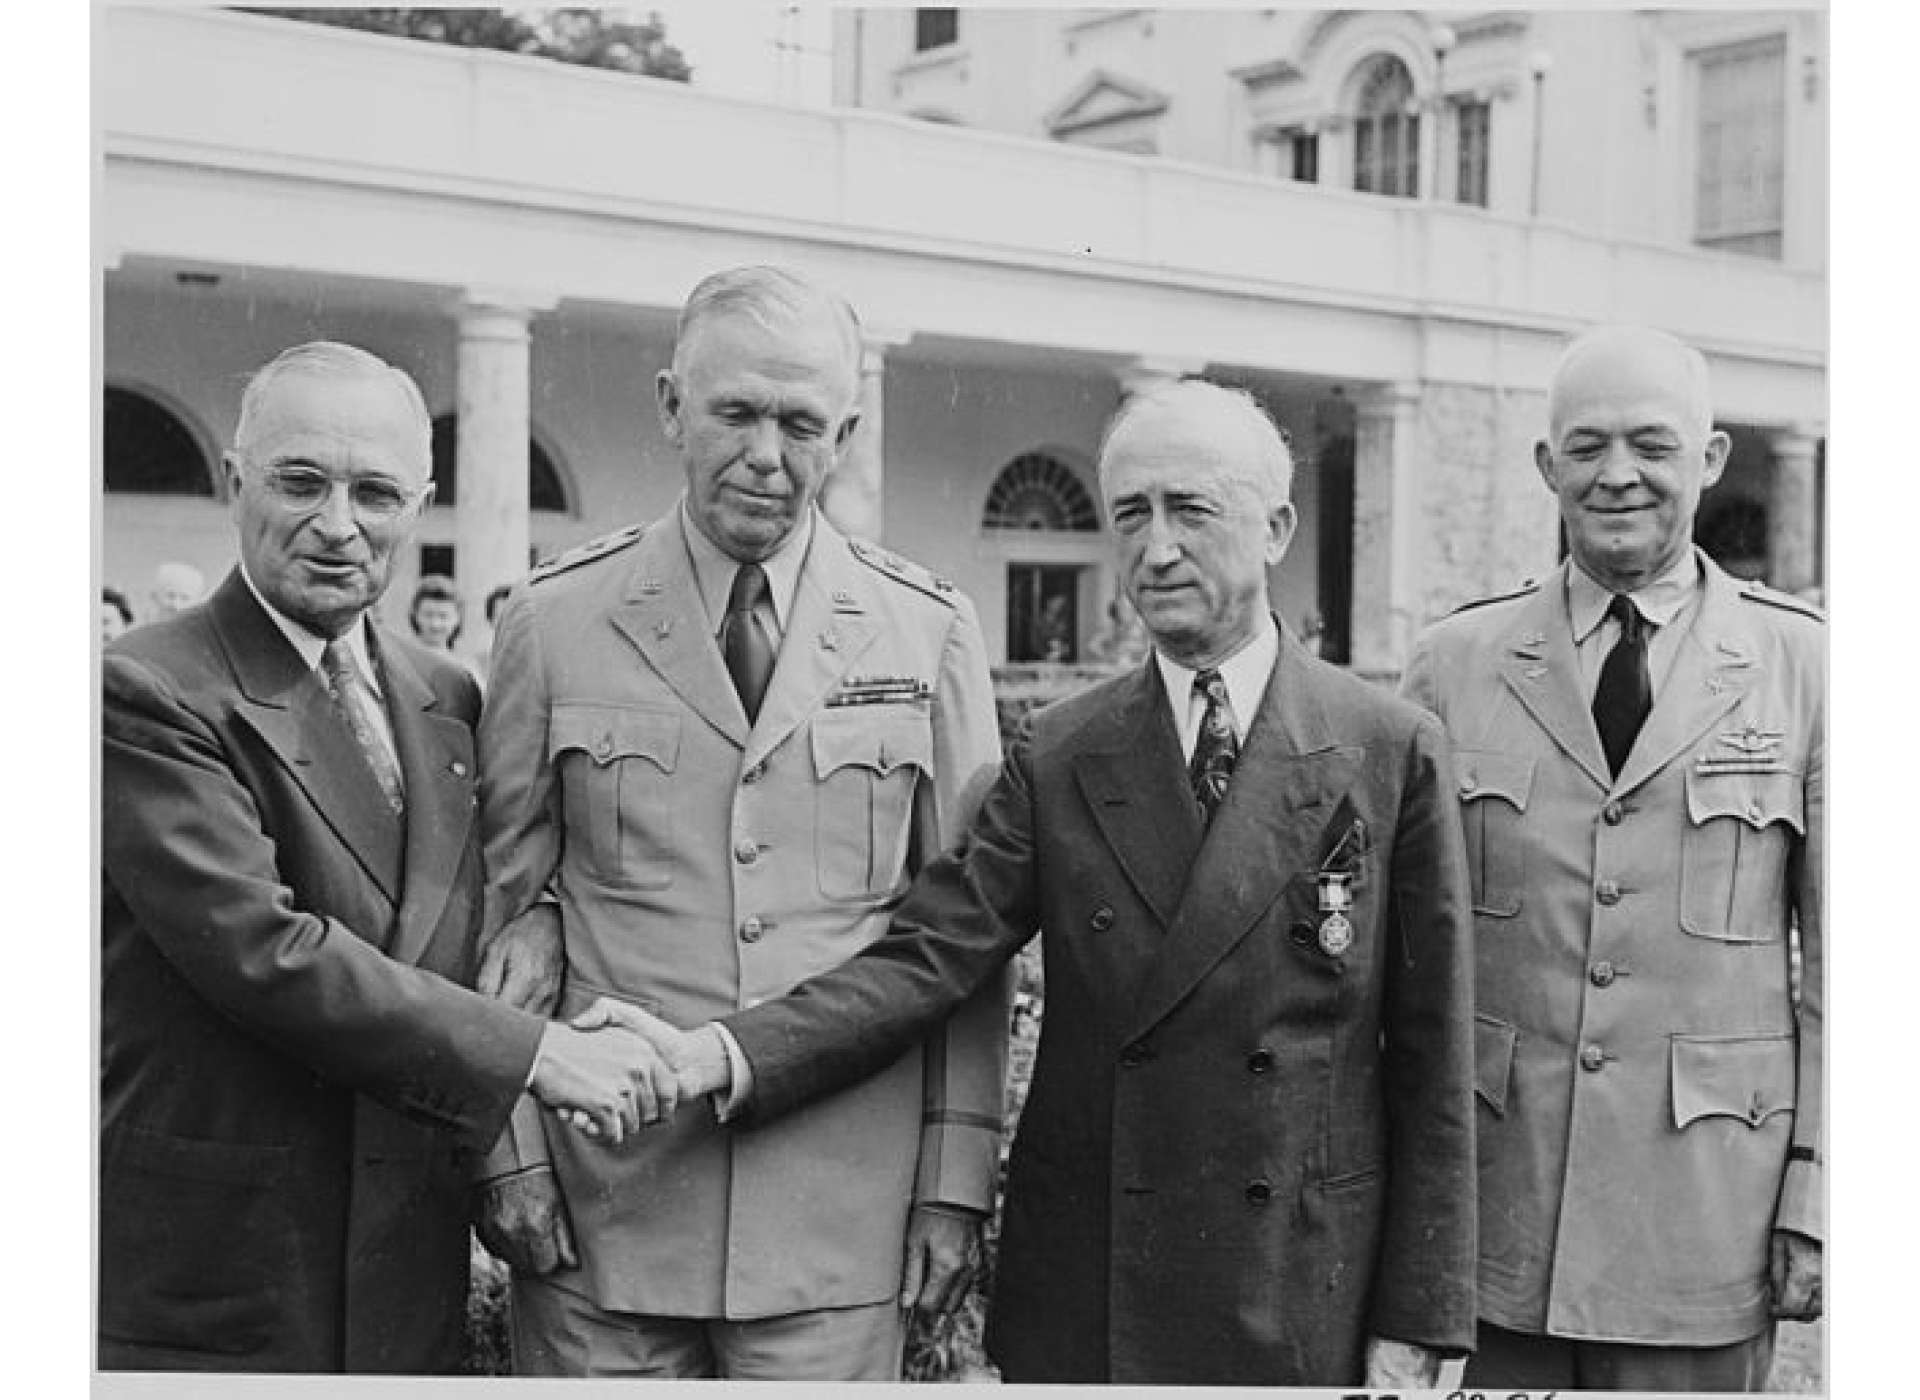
[1771,1229,1823,1321]
[899,1205,982,1319]
[1364,1336,1442,1389]
[476,903,564,1015]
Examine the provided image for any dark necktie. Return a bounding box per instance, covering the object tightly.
[722,563,775,723]
[1189,668,1239,826]
[1592,593,1652,778]
[320,640,405,814]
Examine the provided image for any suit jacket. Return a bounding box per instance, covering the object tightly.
[478,510,1009,1319]
[727,625,1479,1384]
[99,570,544,1373]
[1400,552,1825,1345]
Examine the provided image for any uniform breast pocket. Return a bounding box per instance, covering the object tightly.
[549,702,680,892]
[1680,766,1804,942]
[1455,750,1534,917]
[812,709,933,902]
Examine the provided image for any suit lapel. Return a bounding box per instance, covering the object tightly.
[1127,634,1357,1039]
[744,521,880,773]
[378,630,476,968]
[1071,663,1203,930]
[1496,568,1612,793]
[213,573,405,904]
[605,522,751,751]
[1610,558,1755,797]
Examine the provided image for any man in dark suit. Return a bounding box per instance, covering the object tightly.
[99,341,679,1372]
[582,378,1479,1387]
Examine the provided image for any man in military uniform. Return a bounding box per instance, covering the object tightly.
[1400,324,1824,1391]
[471,265,1010,1380]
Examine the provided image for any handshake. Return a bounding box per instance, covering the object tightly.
[527,1000,735,1144]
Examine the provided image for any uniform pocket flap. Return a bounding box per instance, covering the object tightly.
[1456,751,1535,811]
[549,703,680,773]
[811,710,933,779]
[1684,766,1804,834]
[1671,1033,1797,1130]
[1474,1014,1518,1117]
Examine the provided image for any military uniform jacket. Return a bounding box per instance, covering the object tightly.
[1400,552,1825,1345]
[99,571,544,1372]
[727,628,1479,1383]
[478,510,1009,1319]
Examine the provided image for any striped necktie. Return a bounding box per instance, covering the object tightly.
[320,640,405,814]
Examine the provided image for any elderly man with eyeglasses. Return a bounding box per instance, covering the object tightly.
[98,341,679,1373]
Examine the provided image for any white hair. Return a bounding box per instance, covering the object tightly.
[1098,378,1294,507]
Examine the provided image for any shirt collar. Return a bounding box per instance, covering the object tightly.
[238,564,380,695]
[678,498,814,634]
[1568,548,1702,646]
[1154,612,1281,737]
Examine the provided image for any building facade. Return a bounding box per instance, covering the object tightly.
[101,7,1826,672]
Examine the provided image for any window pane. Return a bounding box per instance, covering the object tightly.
[1456,101,1490,207]
[915,9,958,52]
[104,387,214,496]
[1694,36,1785,257]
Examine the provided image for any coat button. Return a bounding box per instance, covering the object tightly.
[1602,801,1624,825]
[1289,923,1314,947]
[1595,880,1621,906]
[1589,960,1616,987]
[739,916,764,943]
[1246,1048,1275,1075]
[1089,906,1114,931]
[734,838,759,865]
[1245,1179,1273,1205]
[1580,1044,1606,1072]
[1120,1043,1152,1069]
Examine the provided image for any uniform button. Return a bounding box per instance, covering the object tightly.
[1089,906,1114,931]
[1595,880,1621,906]
[734,838,759,865]
[595,735,614,761]
[1748,799,1765,822]
[1246,1049,1275,1075]
[1580,1044,1606,1072]
[739,916,764,943]
[1602,801,1624,826]
[1245,1179,1273,1205]
[742,762,766,785]
[1460,770,1479,794]
[1589,960,1616,988]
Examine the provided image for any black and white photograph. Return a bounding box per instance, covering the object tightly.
[75,3,1853,1393]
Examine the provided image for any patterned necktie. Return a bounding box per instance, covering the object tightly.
[1189,668,1239,826]
[1592,593,1652,778]
[320,640,405,814]
[722,563,775,723]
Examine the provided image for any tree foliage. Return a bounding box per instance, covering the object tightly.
[244,8,692,82]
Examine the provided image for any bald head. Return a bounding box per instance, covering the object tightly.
[234,341,432,479]
[1548,325,1715,441]
[1536,324,1728,592]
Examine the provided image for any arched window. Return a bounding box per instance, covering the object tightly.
[1352,55,1419,198]
[982,452,1099,532]
[103,386,215,496]
[429,415,571,513]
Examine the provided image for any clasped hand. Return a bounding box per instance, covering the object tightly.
[538,999,730,1142]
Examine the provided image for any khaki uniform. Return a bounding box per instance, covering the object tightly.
[1401,552,1823,1346]
[479,511,1009,1320]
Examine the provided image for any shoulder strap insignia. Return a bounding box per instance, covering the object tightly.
[1739,578,1826,623]
[528,521,649,585]
[847,536,959,607]
[1447,577,1539,617]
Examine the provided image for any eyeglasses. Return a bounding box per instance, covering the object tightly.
[249,464,429,524]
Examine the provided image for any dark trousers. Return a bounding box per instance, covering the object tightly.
[1465,1320,1776,1393]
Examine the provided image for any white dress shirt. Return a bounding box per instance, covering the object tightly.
[239,566,398,771]
[1153,612,1281,760]
[678,498,813,648]
[1567,549,1703,703]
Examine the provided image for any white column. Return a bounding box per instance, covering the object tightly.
[1767,423,1823,596]
[1350,382,1423,675]
[821,331,908,542]
[452,291,550,628]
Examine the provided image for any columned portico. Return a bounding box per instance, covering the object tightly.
[1350,381,1422,674]
[453,291,551,624]
[1767,423,1823,596]
[822,331,909,543]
